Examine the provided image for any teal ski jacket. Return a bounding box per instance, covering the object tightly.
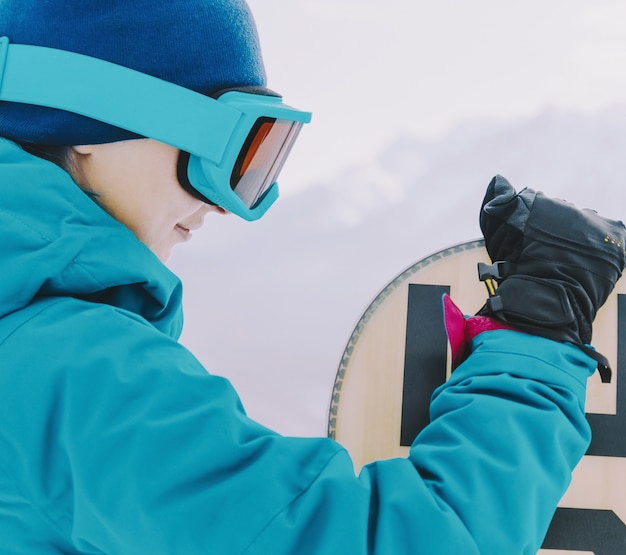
[0,138,596,554]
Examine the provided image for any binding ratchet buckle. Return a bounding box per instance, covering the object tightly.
[477,261,514,310]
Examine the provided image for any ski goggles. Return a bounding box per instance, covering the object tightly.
[0,37,311,220]
[176,88,310,219]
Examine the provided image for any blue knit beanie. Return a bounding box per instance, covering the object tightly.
[0,0,267,145]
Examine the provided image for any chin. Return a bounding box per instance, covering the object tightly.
[149,241,173,263]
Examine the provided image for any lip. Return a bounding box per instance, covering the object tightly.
[177,217,206,232]
[181,223,202,231]
[175,224,193,241]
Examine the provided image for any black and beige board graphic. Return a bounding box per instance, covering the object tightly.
[329,240,626,554]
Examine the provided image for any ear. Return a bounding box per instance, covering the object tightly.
[70,144,97,155]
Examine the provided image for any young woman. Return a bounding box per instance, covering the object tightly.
[0,1,623,553]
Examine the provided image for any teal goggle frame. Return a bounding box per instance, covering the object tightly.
[0,36,312,220]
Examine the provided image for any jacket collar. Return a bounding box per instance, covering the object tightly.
[0,139,183,338]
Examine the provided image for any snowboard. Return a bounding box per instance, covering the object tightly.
[328,239,626,554]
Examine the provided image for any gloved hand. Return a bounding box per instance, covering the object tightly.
[476,175,626,382]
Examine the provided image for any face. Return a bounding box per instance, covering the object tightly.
[68,139,226,261]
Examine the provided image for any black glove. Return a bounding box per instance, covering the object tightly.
[477,175,626,382]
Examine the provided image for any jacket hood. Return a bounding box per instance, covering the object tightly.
[0,139,183,337]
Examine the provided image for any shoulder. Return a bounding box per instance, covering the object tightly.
[0,297,207,390]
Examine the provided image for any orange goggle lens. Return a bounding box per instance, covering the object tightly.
[231,117,303,209]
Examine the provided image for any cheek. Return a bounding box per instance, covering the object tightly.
[168,190,207,222]
[142,163,198,220]
[145,191,205,240]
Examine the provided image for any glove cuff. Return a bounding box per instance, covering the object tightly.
[477,264,612,382]
[478,275,578,336]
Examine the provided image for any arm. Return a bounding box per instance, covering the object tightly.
[0,301,593,555]
[249,331,594,555]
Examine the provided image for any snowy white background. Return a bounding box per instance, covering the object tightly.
[170,0,626,437]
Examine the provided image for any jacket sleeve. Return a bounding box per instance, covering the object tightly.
[4,301,594,554]
[247,330,594,555]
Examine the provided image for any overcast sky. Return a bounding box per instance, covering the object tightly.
[247,0,626,193]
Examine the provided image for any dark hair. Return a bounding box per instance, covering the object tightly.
[17,141,103,202]
[18,142,72,170]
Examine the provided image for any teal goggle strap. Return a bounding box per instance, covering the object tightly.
[0,36,312,220]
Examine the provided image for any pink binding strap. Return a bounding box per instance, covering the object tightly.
[443,294,518,370]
